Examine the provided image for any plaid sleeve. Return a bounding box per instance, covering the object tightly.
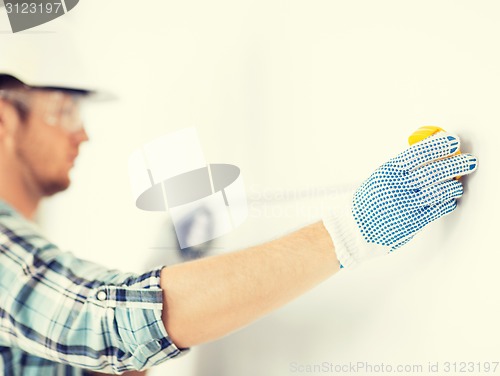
[0,207,188,374]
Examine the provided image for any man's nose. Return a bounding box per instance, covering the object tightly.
[71,125,89,145]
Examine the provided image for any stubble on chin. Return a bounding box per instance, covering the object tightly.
[39,176,71,196]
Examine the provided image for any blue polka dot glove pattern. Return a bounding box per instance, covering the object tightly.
[323,132,478,268]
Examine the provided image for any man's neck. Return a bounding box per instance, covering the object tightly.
[0,191,39,220]
[0,163,41,220]
[0,195,38,220]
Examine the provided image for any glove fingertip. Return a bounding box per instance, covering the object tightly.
[454,153,479,177]
[438,132,461,156]
[466,154,478,172]
[444,199,458,215]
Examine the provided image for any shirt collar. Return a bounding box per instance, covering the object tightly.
[0,200,20,216]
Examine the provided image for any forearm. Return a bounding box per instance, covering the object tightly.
[160,221,340,348]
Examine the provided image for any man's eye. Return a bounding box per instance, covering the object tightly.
[60,106,76,116]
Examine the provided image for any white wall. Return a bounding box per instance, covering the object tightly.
[6,0,499,374]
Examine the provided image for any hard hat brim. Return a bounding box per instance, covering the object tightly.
[0,73,116,102]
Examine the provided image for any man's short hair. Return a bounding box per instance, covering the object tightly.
[0,74,27,90]
[0,74,31,121]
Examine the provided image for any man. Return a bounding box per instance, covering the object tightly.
[0,75,147,376]
[0,72,478,375]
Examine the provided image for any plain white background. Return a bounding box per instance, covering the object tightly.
[1,1,499,375]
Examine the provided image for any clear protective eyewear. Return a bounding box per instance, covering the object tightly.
[0,88,86,133]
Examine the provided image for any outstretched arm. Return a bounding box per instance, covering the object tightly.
[161,221,339,348]
[159,131,478,349]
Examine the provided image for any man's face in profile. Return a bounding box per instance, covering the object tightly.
[11,89,88,196]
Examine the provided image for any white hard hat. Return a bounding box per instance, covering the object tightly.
[0,31,112,100]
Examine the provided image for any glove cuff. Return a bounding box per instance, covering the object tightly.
[322,192,389,268]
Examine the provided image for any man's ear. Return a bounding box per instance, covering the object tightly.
[0,99,7,137]
[0,99,19,139]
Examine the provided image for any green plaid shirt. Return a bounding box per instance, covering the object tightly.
[0,201,188,375]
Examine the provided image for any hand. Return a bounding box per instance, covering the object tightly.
[323,132,478,268]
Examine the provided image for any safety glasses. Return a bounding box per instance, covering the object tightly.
[0,88,85,133]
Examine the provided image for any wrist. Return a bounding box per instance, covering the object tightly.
[323,193,389,268]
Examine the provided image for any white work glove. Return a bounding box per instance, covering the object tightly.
[323,132,478,268]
